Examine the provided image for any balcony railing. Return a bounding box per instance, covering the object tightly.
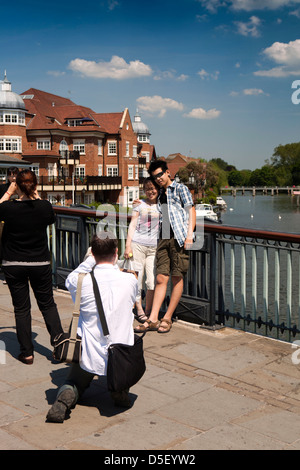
[49,206,300,343]
[37,175,122,191]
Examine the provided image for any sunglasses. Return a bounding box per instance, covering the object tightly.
[153,170,166,180]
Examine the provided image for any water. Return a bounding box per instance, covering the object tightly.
[219,193,300,234]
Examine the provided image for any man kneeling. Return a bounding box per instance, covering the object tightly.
[46,231,138,423]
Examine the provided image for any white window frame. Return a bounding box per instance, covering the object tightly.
[135,165,139,180]
[98,139,103,155]
[75,165,85,178]
[128,165,134,180]
[108,140,117,155]
[138,134,149,143]
[0,111,25,126]
[73,139,85,155]
[0,136,22,153]
[30,165,40,177]
[106,165,118,177]
[142,151,150,163]
[98,164,103,176]
[37,138,51,150]
[126,141,130,157]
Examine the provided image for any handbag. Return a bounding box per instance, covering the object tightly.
[90,268,146,393]
[52,272,86,363]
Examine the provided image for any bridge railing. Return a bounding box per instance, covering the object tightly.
[49,206,300,343]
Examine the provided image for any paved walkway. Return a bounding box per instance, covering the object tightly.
[0,277,300,451]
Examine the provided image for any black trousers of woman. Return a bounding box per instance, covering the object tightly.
[3,264,63,357]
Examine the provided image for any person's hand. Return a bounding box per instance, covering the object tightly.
[132,199,142,208]
[8,182,17,194]
[124,246,133,259]
[184,236,194,250]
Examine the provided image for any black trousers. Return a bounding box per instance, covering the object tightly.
[3,264,63,357]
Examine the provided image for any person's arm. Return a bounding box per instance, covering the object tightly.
[184,205,196,249]
[0,182,17,204]
[65,256,96,301]
[124,210,139,258]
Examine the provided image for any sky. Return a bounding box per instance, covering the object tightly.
[2,0,300,170]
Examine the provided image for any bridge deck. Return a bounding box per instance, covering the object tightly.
[0,274,300,451]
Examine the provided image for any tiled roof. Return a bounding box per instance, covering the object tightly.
[91,112,123,134]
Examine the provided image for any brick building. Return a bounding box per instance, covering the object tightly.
[0,73,156,206]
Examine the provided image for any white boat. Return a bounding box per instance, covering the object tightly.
[195,203,219,222]
[216,196,227,209]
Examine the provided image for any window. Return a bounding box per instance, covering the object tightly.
[135,165,139,180]
[133,145,137,158]
[48,163,57,180]
[98,164,103,176]
[107,165,118,176]
[75,166,85,178]
[73,140,85,154]
[30,165,39,177]
[126,141,130,156]
[138,134,149,143]
[0,137,22,153]
[142,151,150,163]
[59,140,69,152]
[98,140,103,155]
[68,119,82,127]
[128,165,134,180]
[37,139,51,150]
[0,111,25,125]
[108,141,117,155]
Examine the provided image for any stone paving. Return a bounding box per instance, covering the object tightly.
[0,277,300,451]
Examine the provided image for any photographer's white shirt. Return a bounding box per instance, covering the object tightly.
[65,256,138,376]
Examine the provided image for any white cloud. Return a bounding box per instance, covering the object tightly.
[183,107,221,119]
[254,39,300,77]
[69,56,152,80]
[136,95,184,118]
[243,88,267,95]
[198,0,300,12]
[197,69,220,80]
[235,16,262,37]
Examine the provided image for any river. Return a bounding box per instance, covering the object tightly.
[219,193,300,234]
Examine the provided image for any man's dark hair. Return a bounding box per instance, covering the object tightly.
[91,231,118,261]
[148,159,168,176]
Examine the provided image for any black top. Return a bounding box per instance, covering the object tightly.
[0,183,10,199]
[0,199,55,262]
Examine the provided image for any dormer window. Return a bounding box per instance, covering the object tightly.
[67,119,82,127]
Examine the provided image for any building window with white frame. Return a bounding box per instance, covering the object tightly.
[142,151,150,163]
[0,137,22,153]
[108,140,117,155]
[98,164,103,176]
[37,138,51,150]
[135,165,139,180]
[128,165,134,180]
[30,165,40,177]
[73,139,85,154]
[75,165,85,179]
[133,145,137,158]
[126,141,129,156]
[138,134,149,143]
[0,111,25,125]
[98,139,103,155]
[107,165,118,176]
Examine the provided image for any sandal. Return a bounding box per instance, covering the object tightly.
[135,310,149,324]
[134,320,160,333]
[157,318,172,334]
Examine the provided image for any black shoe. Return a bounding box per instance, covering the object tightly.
[111,390,132,408]
[18,353,34,365]
[46,389,76,423]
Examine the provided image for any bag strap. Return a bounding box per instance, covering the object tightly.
[69,272,86,341]
[90,267,110,336]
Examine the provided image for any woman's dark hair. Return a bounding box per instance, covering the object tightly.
[16,170,37,198]
[143,176,160,192]
[7,166,19,176]
[91,231,118,261]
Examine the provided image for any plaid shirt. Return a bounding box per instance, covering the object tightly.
[158,180,194,247]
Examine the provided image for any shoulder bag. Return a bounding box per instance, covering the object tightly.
[90,268,146,393]
[52,272,86,363]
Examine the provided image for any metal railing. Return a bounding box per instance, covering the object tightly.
[50,206,300,343]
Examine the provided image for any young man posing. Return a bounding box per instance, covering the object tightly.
[135,160,196,334]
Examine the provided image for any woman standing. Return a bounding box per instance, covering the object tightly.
[124,177,160,322]
[0,170,63,364]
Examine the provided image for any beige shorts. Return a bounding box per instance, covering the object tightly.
[131,242,157,300]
